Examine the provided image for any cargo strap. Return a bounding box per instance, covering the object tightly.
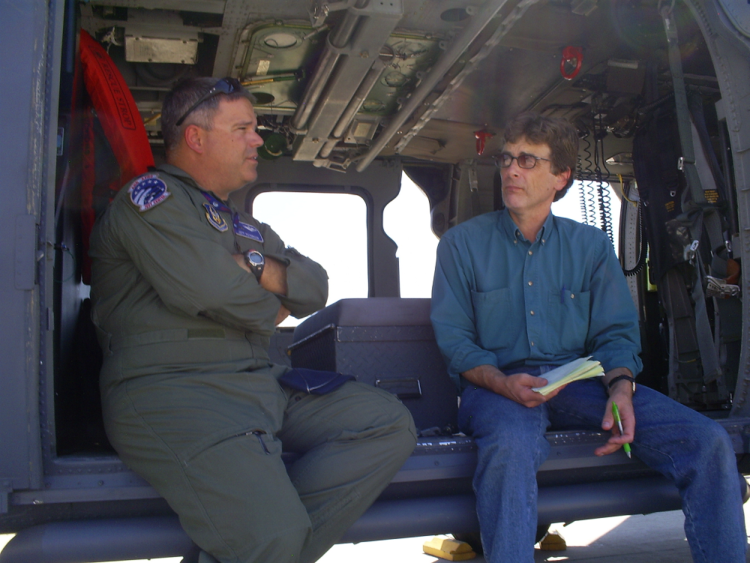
[660,3,724,384]
[661,3,720,208]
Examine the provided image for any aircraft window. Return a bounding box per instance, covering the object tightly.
[552,181,622,256]
[253,191,368,326]
[383,174,439,298]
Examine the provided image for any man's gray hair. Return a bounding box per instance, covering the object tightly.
[161,77,255,154]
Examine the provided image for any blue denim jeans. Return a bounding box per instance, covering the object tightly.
[458,375,747,563]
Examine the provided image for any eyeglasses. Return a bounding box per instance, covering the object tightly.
[175,77,244,127]
[494,152,552,169]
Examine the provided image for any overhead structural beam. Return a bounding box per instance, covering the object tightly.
[320,59,387,158]
[394,0,540,154]
[355,0,538,172]
[292,0,403,162]
[292,0,370,131]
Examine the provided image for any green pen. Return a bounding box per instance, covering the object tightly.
[611,402,632,459]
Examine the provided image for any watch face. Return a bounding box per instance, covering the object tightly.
[247,251,264,266]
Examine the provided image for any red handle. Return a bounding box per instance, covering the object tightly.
[474,130,494,156]
[560,46,583,80]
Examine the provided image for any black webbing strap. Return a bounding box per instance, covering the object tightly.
[660,2,723,384]
[661,5,725,256]
[661,268,701,396]
[661,3,718,206]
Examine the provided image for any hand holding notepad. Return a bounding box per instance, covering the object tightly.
[532,357,604,395]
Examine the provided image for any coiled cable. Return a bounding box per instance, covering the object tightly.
[593,110,614,245]
[577,128,592,225]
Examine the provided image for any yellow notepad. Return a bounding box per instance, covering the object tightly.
[532,357,604,395]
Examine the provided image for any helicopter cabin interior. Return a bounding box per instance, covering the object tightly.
[3,0,750,560]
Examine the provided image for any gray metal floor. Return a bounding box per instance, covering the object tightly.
[2,504,749,562]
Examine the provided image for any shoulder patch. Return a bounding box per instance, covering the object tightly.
[129,174,170,212]
[204,203,229,232]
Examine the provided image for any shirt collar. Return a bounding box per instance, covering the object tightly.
[156,163,232,207]
[498,208,556,245]
[156,163,200,187]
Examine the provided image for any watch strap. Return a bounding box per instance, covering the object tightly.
[244,250,265,281]
[607,374,636,393]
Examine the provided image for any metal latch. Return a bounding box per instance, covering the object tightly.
[677,156,695,171]
[684,239,700,263]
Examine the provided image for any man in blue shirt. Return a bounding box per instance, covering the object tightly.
[430,112,746,563]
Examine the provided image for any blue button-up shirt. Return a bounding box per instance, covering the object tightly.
[430,209,642,390]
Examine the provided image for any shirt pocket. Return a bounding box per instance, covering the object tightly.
[470,287,515,350]
[546,289,591,354]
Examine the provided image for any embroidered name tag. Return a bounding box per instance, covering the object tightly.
[129,174,170,212]
[233,215,264,242]
[203,202,228,232]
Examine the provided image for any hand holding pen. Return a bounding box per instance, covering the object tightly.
[612,402,632,458]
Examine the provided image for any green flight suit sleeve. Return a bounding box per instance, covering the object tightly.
[255,221,329,319]
[102,184,315,336]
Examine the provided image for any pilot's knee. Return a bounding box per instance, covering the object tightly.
[392,401,418,451]
[236,526,309,563]
[369,393,417,465]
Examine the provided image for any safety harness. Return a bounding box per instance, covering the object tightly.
[632,2,739,406]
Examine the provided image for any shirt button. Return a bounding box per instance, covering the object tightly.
[571,294,575,298]
[530,310,535,315]
[528,281,533,286]
[531,342,535,346]
[528,250,533,255]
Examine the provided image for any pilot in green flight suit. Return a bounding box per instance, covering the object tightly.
[89,77,416,563]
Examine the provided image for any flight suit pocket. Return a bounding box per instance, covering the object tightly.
[546,289,590,353]
[470,287,514,349]
[184,428,281,465]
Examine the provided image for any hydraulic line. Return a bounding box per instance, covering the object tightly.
[355,0,525,171]
[320,59,388,158]
[292,0,370,131]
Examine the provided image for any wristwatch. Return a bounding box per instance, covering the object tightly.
[243,250,265,281]
[608,374,636,394]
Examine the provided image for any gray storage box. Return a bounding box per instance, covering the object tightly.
[290,298,458,433]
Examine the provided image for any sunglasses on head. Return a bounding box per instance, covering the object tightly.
[175,77,244,127]
[494,152,552,170]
